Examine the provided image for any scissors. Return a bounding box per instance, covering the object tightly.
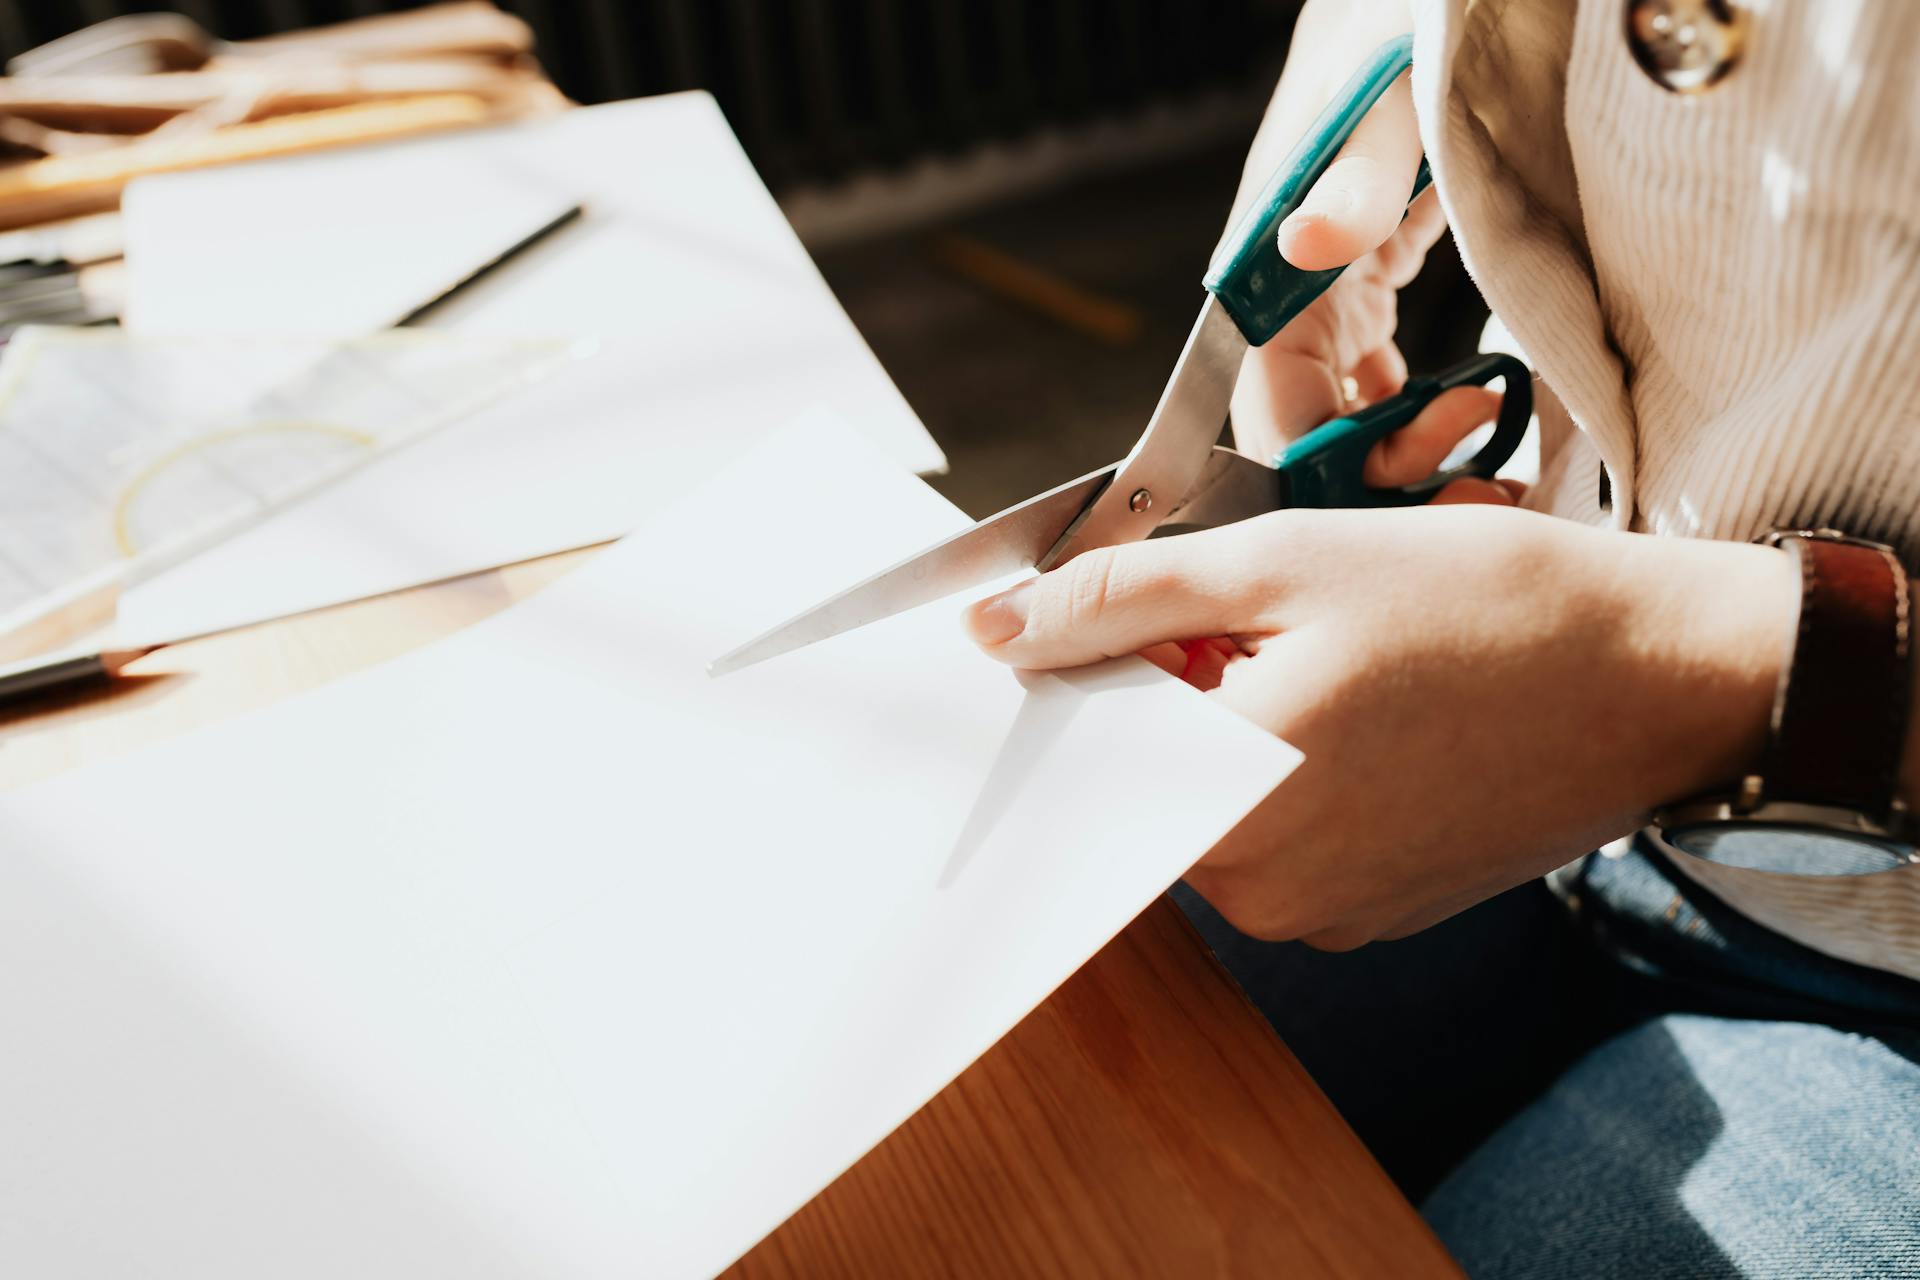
[709,36,1531,678]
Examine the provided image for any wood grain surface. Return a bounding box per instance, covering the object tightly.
[0,549,1459,1279]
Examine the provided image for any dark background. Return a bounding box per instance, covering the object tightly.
[0,0,1298,189]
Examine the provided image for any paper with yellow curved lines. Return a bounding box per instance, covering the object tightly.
[0,326,573,644]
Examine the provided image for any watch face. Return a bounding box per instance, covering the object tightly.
[1666,823,1914,877]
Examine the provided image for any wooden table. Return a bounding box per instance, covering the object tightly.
[0,549,1460,1279]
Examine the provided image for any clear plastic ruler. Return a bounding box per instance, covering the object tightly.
[0,326,580,645]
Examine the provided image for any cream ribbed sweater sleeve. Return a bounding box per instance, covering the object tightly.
[1413,0,1920,979]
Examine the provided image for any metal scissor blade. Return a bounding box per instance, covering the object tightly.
[707,464,1116,676]
[1038,296,1247,569]
[1158,446,1288,533]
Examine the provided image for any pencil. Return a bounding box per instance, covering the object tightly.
[0,531,620,714]
[393,201,583,327]
[0,645,156,706]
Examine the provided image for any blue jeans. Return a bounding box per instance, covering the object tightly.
[1173,839,1920,1279]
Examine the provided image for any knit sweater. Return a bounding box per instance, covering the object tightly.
[1413,0,1920,978]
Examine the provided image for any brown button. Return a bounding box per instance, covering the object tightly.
[1625,0,1748,93]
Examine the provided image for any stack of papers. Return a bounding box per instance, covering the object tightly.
[114,93,945,643]
[0,417,1298,1276]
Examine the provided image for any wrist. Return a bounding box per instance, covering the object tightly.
[1649,532,1920,876]
[1602,532,1800,816]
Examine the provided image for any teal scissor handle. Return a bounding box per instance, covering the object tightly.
[1275,352,1532,508]
[1204,34,1422,346]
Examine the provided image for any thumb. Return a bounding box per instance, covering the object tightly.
[963,527,1265,670]
[1275,77,1423,272]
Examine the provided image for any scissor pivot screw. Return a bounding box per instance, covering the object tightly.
[1129,488,1153,513]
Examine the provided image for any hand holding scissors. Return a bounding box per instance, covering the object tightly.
[707,33,1795,954]
[710,36,1531,679]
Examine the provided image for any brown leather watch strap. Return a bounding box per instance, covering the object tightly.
[1760,533,1912,818]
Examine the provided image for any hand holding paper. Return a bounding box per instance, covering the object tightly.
[963,500,1794,952]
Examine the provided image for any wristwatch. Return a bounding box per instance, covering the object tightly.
[1653,529,1920,877]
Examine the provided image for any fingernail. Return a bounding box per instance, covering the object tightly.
[964,581,1032,646]
[1301,182,1356,218]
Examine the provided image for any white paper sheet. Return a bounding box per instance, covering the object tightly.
[0,414,1298,1278]
[124,152,580,336]
[115,93,944,642]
